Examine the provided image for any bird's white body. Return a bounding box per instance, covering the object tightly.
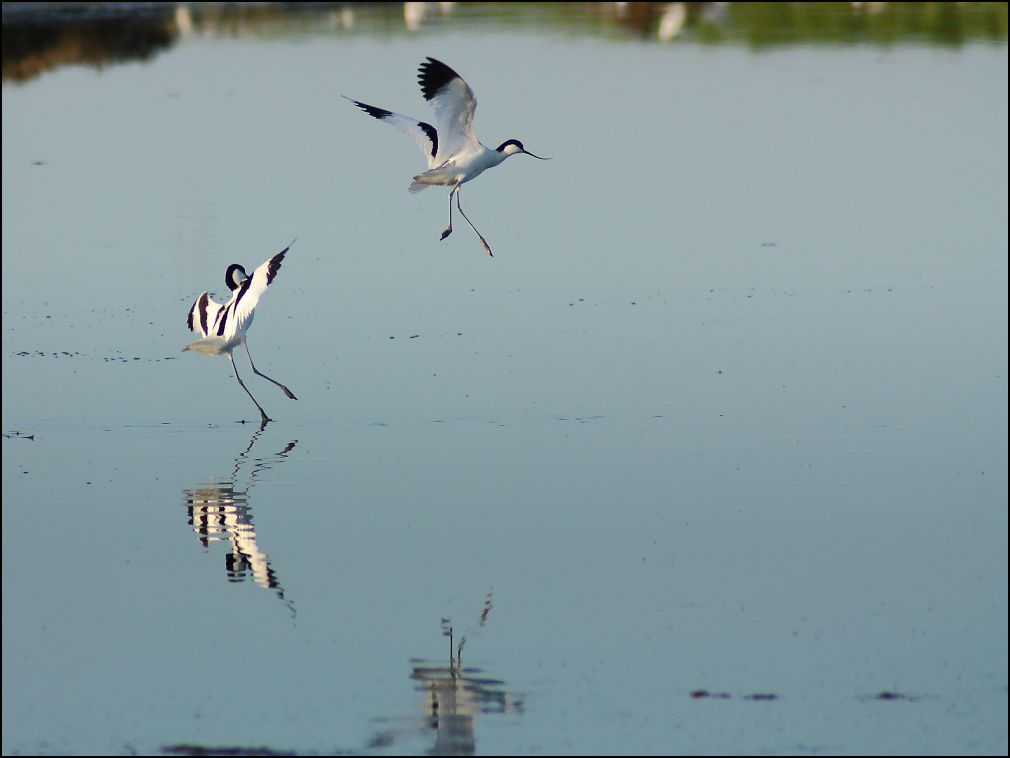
[347,57,548,256]
[408,144,511,192]
[184,243,296,424]
[186,250,284,348]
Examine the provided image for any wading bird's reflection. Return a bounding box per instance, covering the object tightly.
[368,592,522,756]
[183,425,298,616]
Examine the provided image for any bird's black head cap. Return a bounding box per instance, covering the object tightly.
[225,264,247,291]
[496,139,525,152]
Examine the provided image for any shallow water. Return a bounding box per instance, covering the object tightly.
[3,3,1008,755]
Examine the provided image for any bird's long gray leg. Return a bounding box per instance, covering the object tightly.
[441,185,458,241]
[455,186,493,257]
[244,342,297,400]
[230,353,271,425]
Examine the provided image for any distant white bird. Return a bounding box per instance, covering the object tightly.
[346,57,549,257]
[184,242,297,425]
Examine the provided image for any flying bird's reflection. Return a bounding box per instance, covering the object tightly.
[183,425,298,617]
[368,591,522,755]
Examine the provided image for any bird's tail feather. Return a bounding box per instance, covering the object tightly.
[409,163,456,193]
[183,337,228,356]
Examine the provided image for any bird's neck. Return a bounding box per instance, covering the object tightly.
[483,145,509,168]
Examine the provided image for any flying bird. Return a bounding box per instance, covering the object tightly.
[346,57,549,257]
[184,242,297,425]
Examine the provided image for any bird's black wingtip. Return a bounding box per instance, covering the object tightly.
[345,96,392,121]
[417,57,461,101]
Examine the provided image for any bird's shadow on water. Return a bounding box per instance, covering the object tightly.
[181,422,299,618]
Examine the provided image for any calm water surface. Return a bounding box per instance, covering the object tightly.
[3,3,1007,755]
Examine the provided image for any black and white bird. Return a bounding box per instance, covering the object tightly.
[184,242,297,425]
[346,57,549,257]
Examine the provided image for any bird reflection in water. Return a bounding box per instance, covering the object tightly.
[183,425,298,617]
[369,591,522,756]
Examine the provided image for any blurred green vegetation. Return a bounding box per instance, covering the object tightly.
[3,2,1007,83]
[713,2,1009,48]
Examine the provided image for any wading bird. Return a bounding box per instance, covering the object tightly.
[346,57,549,257]
[184,242,297,425]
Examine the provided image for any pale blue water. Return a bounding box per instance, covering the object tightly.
[3,3,1007,755]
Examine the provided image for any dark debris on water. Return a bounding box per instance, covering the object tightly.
[690,689,731,699]
[868,691,921,702]
[690,690,779,701]
[3,430,35,441]
[13,350,175,362]
[162,746,299,757]
[692,689,922,703]
[161,744,356,757]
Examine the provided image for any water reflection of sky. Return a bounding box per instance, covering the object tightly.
[2,2,1007,756]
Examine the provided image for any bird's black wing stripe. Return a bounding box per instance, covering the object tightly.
[352,100,392,121]
[215,303,230,336]
[227,278,254,328]
[418,57,460,101]
[198,293,210,335]
[187,298,196,332]
[418,121,438,158]
[266,248,288,286]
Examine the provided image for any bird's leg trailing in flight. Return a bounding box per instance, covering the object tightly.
[441,184,458,241]
[455,186,493,257]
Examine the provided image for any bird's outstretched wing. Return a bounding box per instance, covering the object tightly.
[418,57,479,162]
[187,291,224,338]
[216,243,292,341]
[345,97,439,169]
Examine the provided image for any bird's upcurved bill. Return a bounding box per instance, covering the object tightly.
[521,149,551,160]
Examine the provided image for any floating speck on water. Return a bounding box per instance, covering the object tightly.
[871,691,919,702]
[690,689,731,699]
[162,744,296,757]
